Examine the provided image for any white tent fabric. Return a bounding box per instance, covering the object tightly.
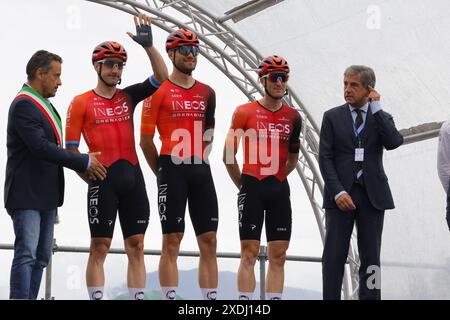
[190,0,450,299]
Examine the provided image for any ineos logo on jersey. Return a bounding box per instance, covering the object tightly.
[257,122,291,134]
[166,290,176,300]
[93,102,129,118]
[89,186,100,225]
[142,104,152,116]
[172,100,206,111]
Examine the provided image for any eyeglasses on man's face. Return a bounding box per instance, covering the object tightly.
[262,72,289,83]
[177,46,200,57]
[99,60,126,70]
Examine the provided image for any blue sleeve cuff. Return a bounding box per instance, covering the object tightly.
[334,191,347,201]
[370,101,382,114]
[149,75,161,88]
[66,141,80,148]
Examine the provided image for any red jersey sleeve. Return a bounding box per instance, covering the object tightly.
[205,87,216,130]
[65,95,86,148]
[289,111,302,153]
[140,88,163,136]
[230,106,247,130]
[225,105,248,154]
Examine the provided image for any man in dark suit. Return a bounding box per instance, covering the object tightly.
[319,65,403,300]
[4,50,106,299]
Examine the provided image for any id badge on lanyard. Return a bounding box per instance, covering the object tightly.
[353,119,364,162]
[355,147,364,162]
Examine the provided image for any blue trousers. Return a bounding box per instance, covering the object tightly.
[322,183,385,300]
[9,209,56,299]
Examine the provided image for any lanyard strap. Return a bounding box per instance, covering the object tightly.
[352,110,364,147]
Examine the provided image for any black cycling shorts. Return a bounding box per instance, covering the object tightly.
[238,174,292,242]
[157,155,218,236]
[87,160,150,239]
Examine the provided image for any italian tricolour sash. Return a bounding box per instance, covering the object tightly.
[16,86,63,146]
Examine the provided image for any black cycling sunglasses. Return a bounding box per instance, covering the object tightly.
[100,60,126,70]
[262,72,289,83]
[177,46,200,57]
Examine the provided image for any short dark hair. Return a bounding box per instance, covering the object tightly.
[344,65,376,88]
[26,50,62,81]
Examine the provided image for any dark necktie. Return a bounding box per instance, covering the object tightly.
[354,109,363,132]
[354,109,364,185]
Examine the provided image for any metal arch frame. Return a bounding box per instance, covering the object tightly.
[85,0,360,299]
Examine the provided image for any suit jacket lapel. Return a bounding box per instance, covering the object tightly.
[341,104,357,145]
[360,104,373,144]
[50,103,62,122]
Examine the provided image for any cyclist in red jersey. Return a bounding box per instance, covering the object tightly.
[65,14,168,300]
[140,29,218,300]
[224,56,302,300]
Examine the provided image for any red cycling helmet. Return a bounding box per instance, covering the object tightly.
[166,29,199,51]
[257,55,290,78]
[92,41,127,64]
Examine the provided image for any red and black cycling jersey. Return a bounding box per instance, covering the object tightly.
[140,79,216,160]
[229,101,301,181]
[66,76,160,167]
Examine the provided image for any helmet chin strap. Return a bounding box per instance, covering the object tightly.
[172,50,192,76]
[97,63,121,87]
